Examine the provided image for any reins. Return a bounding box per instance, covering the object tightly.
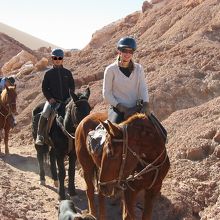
[98,125,127,190]
[56,99,90,140]
[117,125,128,189]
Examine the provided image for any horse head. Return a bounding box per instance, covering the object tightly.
[98,113,168,197]
[1,85,17,114]
[63,87,91,132]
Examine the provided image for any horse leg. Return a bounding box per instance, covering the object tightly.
[56,155,66,200]
[142,188,160,220]
[49,148,58,187]
[83,169,97,217]
[98,191,106,220]
[0,130,2,153]
[36,146,46,185]
[4,128,9,154]
[68,151,77,197]
[122,189,137,220]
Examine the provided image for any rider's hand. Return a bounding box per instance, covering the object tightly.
[49,98,56,104]
[116,103,128,113]
[140,102,151,116]
[124,106,138,119]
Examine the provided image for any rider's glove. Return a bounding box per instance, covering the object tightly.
[116,103,128,113]
[140,102,151,116]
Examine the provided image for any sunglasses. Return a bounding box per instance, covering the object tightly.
[52,57,63,60]
[121,48,134,54]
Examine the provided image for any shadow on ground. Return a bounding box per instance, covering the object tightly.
[72,188,122,220]
[1,153,52,178]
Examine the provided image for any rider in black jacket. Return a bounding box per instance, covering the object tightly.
[42,65,75,102]
[35,48,75,145]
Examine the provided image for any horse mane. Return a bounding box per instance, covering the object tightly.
[1,86,17,103]
[63,92,86,132]
[120,113,147,126]
[63,90,91,134]
[1,88,7,102]
[64,100,75,133]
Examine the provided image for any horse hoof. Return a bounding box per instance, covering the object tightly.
[54,180,59,187]
[39,180,46,185]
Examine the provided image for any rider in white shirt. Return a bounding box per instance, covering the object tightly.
[103,36,150,123]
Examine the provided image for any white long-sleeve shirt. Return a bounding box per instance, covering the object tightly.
[103,61,149,108]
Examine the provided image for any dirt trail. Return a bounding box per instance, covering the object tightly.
[0,140,123,220]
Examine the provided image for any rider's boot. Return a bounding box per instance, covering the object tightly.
[35,116,47,145]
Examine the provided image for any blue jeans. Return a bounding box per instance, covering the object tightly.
[108,106,124,124]
[41,101,53,118]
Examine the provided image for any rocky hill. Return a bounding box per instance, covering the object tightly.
[0,22,59,50]
[0,33,36,72]
[1,0,220,219]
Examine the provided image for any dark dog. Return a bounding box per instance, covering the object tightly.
[58,200,96,220]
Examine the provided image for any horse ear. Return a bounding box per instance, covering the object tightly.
[107,120,121,136]
[99,120,110,133]
[100,120,120,136]
[84,87,90,99]
[69,89,78,102]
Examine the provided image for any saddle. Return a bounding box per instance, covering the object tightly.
[43,111,56,147]
[86,114,167,157]
[87,123,107,156]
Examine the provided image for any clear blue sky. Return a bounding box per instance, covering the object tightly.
[0,0,146,49]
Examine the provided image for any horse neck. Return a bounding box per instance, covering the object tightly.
[0,93,7,107]
[64,102,75,133]
[0,90,14,112]
[0,95,10,117]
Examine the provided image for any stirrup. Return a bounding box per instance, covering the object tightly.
[57,116,64,124]
[35,135,44,145]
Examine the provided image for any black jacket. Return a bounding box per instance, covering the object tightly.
[42,66,75,102]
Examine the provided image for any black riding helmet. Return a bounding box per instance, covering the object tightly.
[51,48,64,58]
[117,36,137,51]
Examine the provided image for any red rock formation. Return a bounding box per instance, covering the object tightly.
[1,0,220,219]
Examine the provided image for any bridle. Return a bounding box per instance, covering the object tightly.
[56,98,90,140]
[98,123,168,191]
[55,98,90,154]
[70,98,90,129]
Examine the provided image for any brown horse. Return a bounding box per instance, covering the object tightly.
[75,112,170,220]
[0,86,17,154]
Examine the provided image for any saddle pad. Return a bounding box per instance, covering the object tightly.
[87,123,106,156]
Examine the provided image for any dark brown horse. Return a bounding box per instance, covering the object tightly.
[32,87,91,200]
[75,112,170,220]
[0,86,17,154]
